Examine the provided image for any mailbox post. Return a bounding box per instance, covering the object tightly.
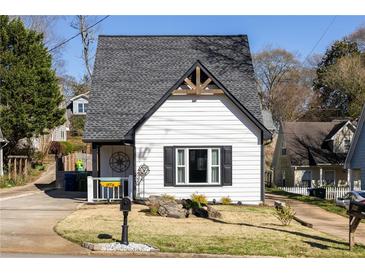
[348,201,365,250]
[120,197,131,245]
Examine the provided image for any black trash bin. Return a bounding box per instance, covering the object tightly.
[64,173,76,191]
[308,188,315,197]
[316,188,326,199]
[76,172,88,192]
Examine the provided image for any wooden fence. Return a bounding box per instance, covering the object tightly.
[7,155,30,179]
[62,152,92,171]
[278,186,351,200]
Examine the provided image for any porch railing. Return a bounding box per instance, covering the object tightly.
[278,186,351,200]
[87,175,133,203]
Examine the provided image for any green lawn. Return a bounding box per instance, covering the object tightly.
[55,203,365,257]
[266,188,349,217]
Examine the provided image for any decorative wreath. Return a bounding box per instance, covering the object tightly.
[109,151,130,173]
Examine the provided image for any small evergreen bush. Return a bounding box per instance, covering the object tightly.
[273,204,296,226]
[220,196,232,205]
[191,193,208,206]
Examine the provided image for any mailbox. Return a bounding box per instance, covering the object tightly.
[120,197,131,212]
[349,201,365,215]
[348,201,365,250]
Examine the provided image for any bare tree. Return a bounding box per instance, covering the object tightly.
[253,47,300,111]
[253,47,317,123]
[348,24,365,52]
[71,16,97,81]
[11,16,65,72]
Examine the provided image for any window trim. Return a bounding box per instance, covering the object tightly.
[301,170,312,186]
[175,147,221,186]
[77,102,87,113]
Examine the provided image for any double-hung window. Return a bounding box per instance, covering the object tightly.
[78,103,88,113]
[176,148,220,185]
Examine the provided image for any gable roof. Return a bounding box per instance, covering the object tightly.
[70,92,89,101]
[345,104,365,168]
[282,121,353,166]
[84,35,268,142]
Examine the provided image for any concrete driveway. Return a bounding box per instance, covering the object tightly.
[266,193,365,246]
[0,168,89,256]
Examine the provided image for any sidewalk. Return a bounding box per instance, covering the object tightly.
[266,193,365,245]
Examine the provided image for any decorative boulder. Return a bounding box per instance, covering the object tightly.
[158,202,187,218]
[146,196,188,218]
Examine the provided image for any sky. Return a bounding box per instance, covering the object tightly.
[53,16,365,80]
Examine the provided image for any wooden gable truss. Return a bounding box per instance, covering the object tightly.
[172,65,224,96]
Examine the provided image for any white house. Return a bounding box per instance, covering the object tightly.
[67,92,89,115]
[83,35,271,204]
[345,104,365,190]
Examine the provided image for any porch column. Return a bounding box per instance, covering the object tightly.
[92,143,100,177]
[347,169,354,190]
[319,167,323,186]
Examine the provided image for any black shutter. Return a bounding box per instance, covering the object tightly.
[221,146,232,186]
[164,146,175,186]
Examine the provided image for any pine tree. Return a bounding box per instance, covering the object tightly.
[0,15,65,156]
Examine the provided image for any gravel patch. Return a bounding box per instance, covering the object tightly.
[82,242,159,252]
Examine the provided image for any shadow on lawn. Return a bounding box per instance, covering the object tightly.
[206,217,348,248]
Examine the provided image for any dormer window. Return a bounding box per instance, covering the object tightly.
[78,103,88,113]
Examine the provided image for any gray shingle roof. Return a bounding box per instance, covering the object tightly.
[84,35,265,142]
[282,121,351,166]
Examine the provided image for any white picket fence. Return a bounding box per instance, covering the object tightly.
[278,186,350,200]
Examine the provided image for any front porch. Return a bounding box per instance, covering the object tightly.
[294,165,362,190]
[88,142,136,202]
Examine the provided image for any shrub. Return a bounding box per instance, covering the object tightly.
[160,194,176,202]
[59,141,85,155]
[273,204,296,226]
[0,177,26,188]
[150,206,159,216]
[70,116,85,136]
[220,196,232,205]
[191,193,208,206]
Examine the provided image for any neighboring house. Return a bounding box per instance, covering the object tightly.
[345,104,365,190]
[0,128,8,176]
[262,109,277,134]
[67,92,89,116]
[272,120,358,188]
[84,35,271,204]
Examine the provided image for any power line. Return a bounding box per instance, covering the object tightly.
[48,15,110,53]
[304,16,337,62]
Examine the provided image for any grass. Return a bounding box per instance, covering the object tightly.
[0,164,47,189]
[266,188,349,218]
[55,203,365,257]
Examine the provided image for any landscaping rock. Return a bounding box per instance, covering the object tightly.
[207,205,222,219]
[82,242,159,252]
[158,201,187,218]
[192,205,222,219]
[147,195,188,218]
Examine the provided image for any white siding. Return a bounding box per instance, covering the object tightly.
[51,124,68,142]
[350,124,365,189]
[72,97,88,115]
[135,95,262,204]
